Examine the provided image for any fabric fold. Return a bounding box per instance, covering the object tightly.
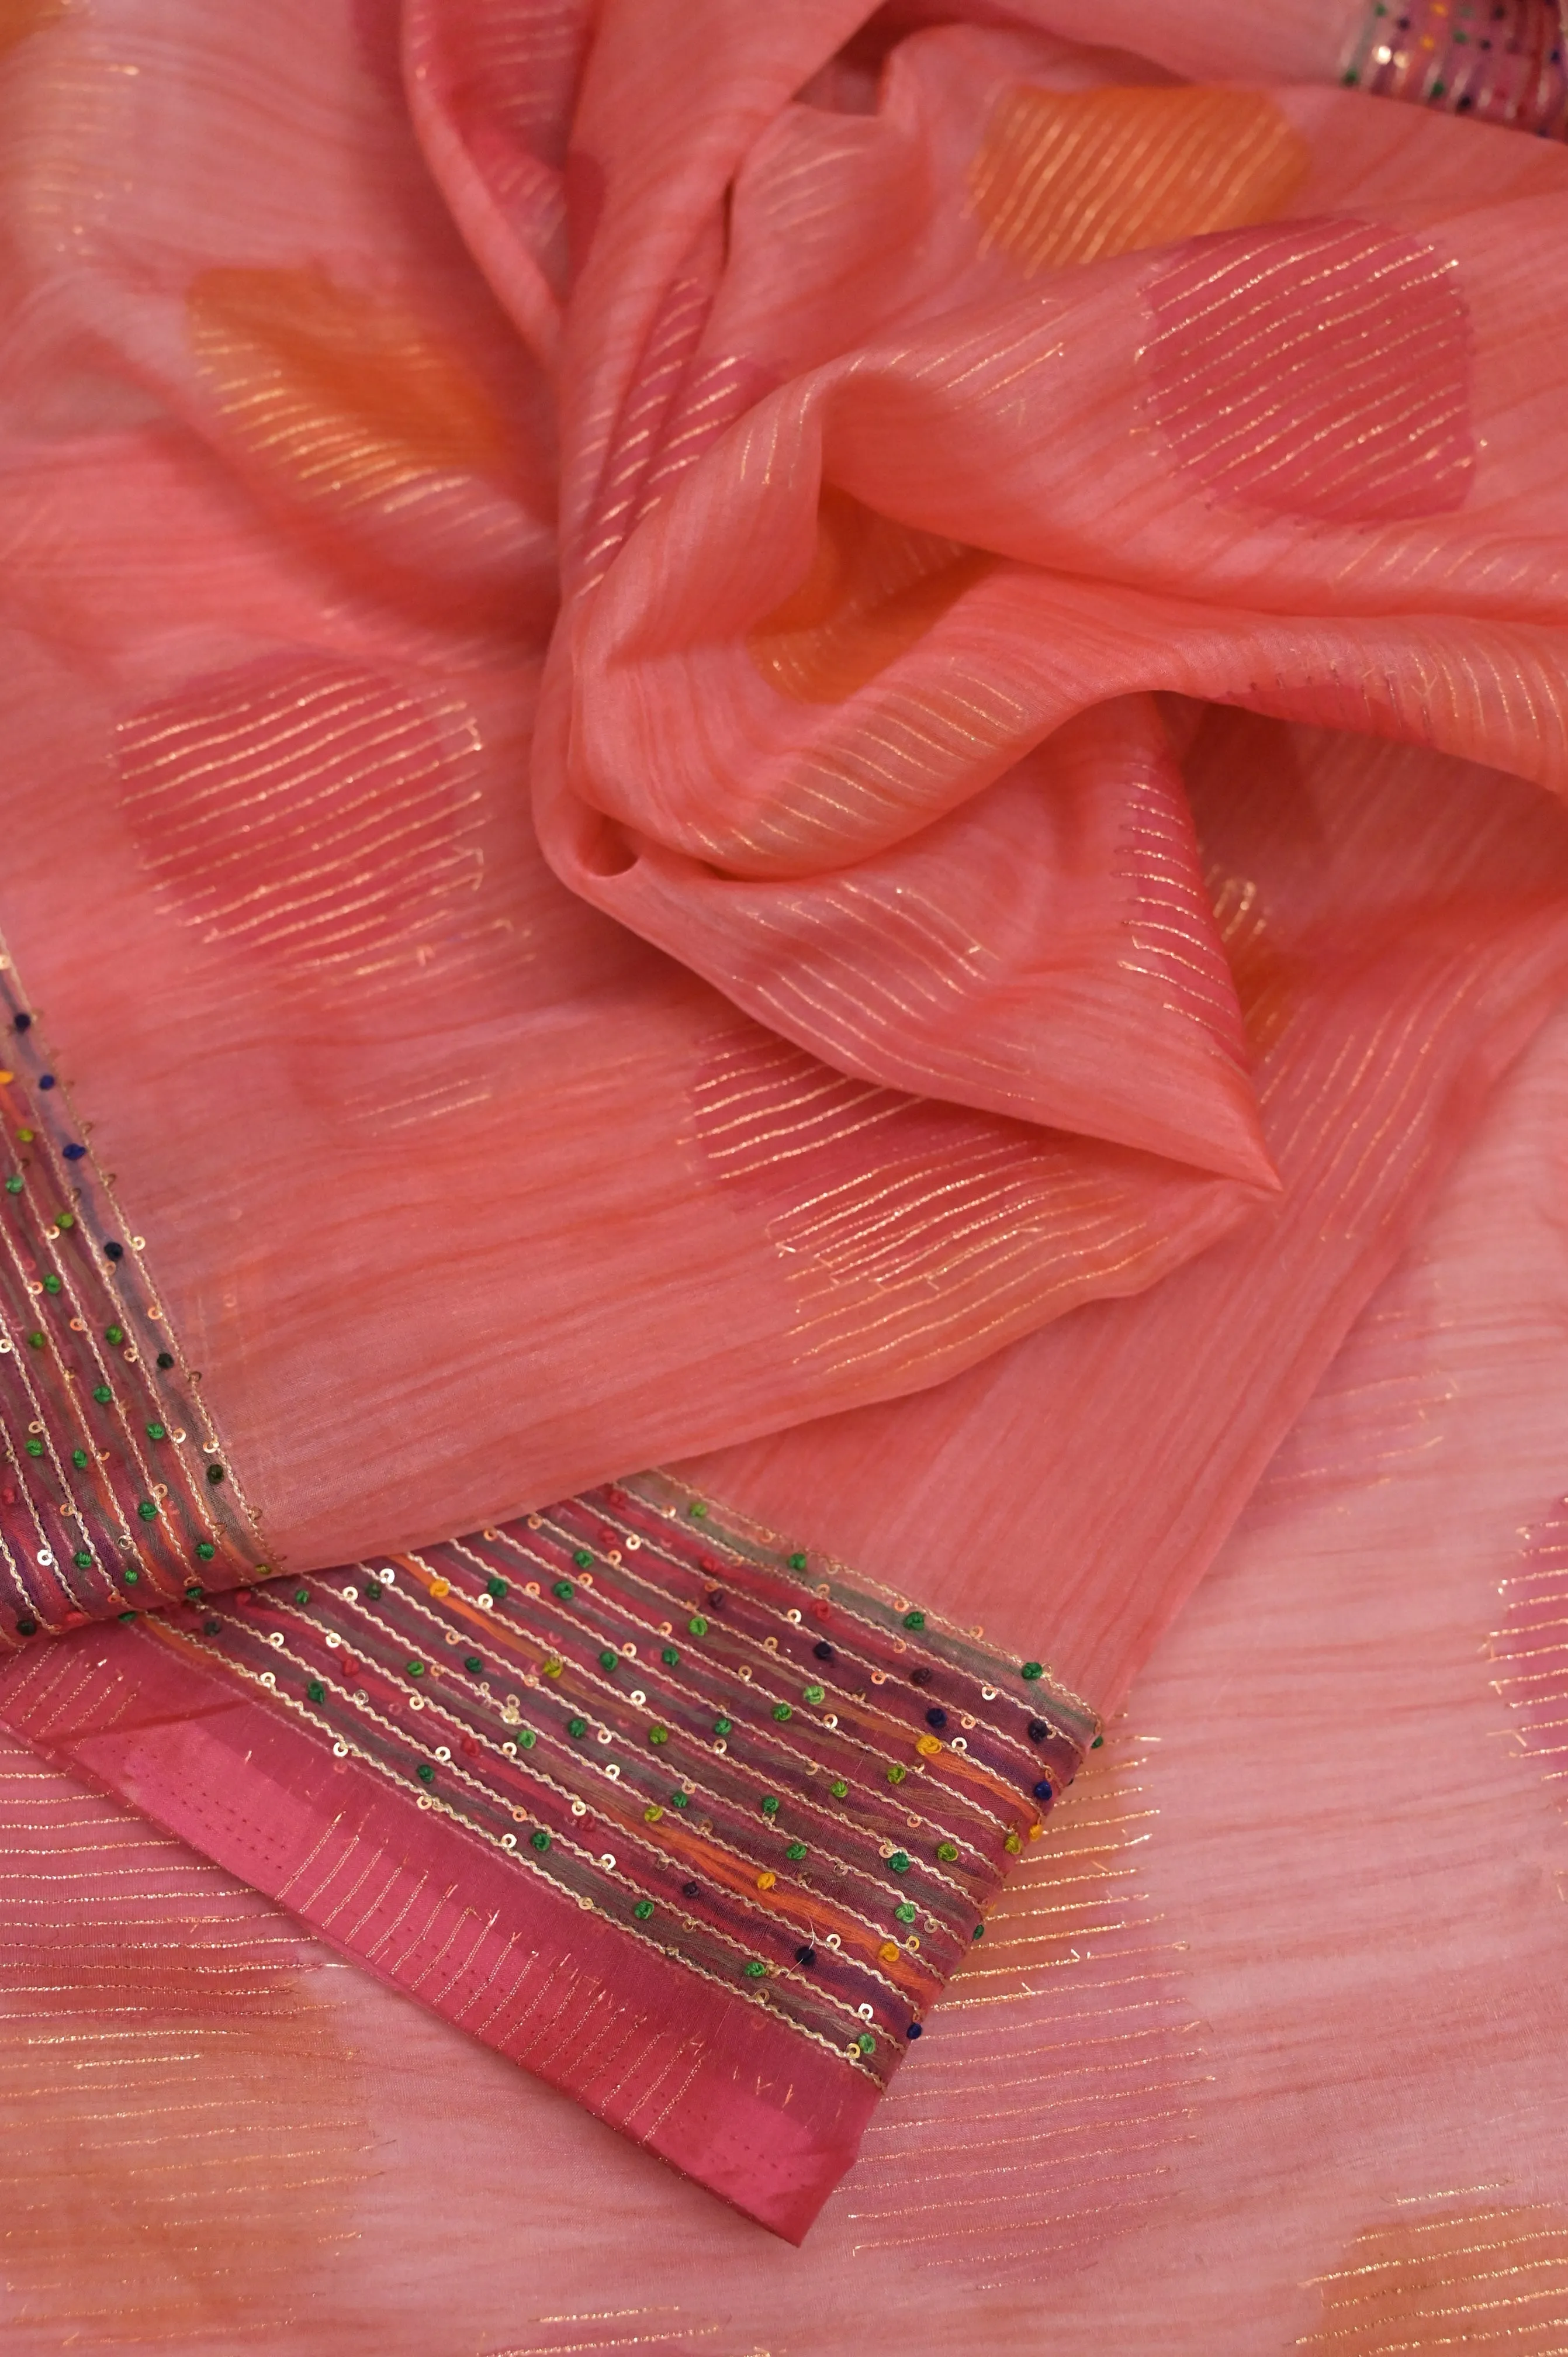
[2,0,1568,2252]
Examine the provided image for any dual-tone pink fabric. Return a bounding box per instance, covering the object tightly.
[2,0,1568,2252]
[5,996,1568,2344]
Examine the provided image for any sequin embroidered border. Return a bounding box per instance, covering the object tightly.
[0,954,269,1640]
[133,1470,1099,2084]
[1343,0,1568,136]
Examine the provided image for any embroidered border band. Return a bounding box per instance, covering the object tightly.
[118,1470,1098,2084]
[0,956,269,1637]
[1344,0,1568,137]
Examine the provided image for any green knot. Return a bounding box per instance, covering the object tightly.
[687,1614,708,1637]
[830,1778,849,1799]
[572,1549,592,1567]
[486,1577,508,1601]
[552,1580,574,1601]
[70,1448,87,1468]
[195,1543,215,1562]
[568,1717,588,1739]
[1021,1661,1044,1682]
[771,1702,792,1723]
[712,1715,732,1738]
[104,1324,124,1345]
[364,1581,383,1601]
[895,1902,916,1924]
[785,1841,807,1861]
[416,1763,435,1785]
[529,1829,551,1853]
[23,1439,43,1459]
[760,1795,781,1817]
[888,1851,911,1875]
[293,1588,310,1606]
[26,1332,44,1352]
[517,1728,536,1750]
[2,1176,21,1195]
[306,1681,326,1703]
[648,1725,670,1747]
[136,1499,158,1521]
[902,1610,926,1630]
[598,1648,619,1673]
[971,1922,985,1940]
[661,1646,680,1668]
[91,1385,112,1404]
[787,1551,807,1571]
[72,1549,92,1570]
[633,1899,654,1921]
[464,1656,484,1674]
[687,1501,708,1520]
[406,1660,426,1678]
[856,2033,875,2056]
[886,1764,906,1785]
[41,1274,60,1295]
[803,1684,825,1705]
[936,1840,958,1862]
[743,1959,766,1978]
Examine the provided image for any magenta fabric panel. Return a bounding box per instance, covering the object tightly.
[0,1470,1094,2234]
[0,1621,876,2241]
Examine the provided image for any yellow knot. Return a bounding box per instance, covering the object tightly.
[541,1657,563,1679]
[756,1870,777,1892]
[0,1072,13,1086]
[429,1577,451,1598]
[1027,1821,1044,1840]
[1004,1831,1022,1855]
[915,1733,942,1757]
[877,1940,899,1965]
[643,1804,664,1824]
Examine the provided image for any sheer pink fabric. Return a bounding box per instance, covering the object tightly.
[2,0,1568,2270]
[0,0,1564,1587]
[4,993,1568,2346]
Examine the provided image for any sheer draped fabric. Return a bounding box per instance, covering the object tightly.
[4,996,1568,2347]
[0,0,1564,2287]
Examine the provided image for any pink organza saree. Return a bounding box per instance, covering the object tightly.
[2,0,1568,2326]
